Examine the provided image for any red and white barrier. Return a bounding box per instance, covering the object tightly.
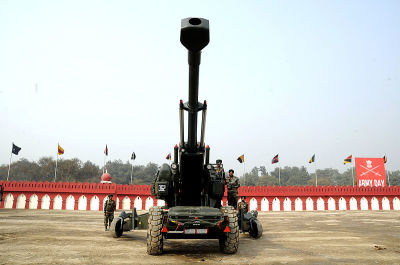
[1,181,399,211]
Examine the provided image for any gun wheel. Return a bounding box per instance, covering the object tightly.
[110,218,123,238]
[249,218,263,239]
[219,206,239,254]
[147,206,164,255]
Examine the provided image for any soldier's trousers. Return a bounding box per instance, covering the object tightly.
[228,194,238,210]
[104,213,114,227]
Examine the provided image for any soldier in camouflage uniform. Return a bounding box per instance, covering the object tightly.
[238,196,249,231]
[215,159,225,179]
[238,196,248,214]
[0,185,3,202]
[104,194,116,231]
[226,169,240,210]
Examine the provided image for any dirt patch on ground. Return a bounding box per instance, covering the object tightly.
[0,209,399,264]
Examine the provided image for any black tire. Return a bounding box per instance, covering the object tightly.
[146,206,164,255]
[110,218,123,238]
[249,218,263,239]
[219,206,239,254]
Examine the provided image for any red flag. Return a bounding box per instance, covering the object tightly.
[344,155,352,164]
[272,154,279,164]
[104,145,108,156]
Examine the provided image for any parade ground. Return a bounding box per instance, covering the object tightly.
[0,209,399,265]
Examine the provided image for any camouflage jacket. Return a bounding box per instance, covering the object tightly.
[104,199,116,214]
[226,175,240,194]
[215,166,225,179]
[238,201,248,213]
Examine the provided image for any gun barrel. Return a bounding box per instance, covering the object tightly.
[180,18,209,150]
[187,51,200,150]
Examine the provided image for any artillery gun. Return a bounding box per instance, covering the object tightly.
[110,17,261,254]
[147,17,240,255]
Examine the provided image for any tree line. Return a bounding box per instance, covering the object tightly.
[0,157,158,185]
[0,157,399,186]
[240,166,400,187]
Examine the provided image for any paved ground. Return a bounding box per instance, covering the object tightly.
[0,209,399,264]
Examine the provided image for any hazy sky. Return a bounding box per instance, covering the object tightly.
[1,1,399,176]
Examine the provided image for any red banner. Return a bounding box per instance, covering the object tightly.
[355,157,386,187]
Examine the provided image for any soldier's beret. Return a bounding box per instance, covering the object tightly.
[216,159,222,164]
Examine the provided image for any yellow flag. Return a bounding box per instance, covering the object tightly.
[58,144,64,155]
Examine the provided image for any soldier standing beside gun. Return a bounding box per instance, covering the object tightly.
[0,185,3,202]
[226,169,240,210]
[104,194,116,231]
[238,196,248,214]
[215,159,225,178]
[238,196,249,231]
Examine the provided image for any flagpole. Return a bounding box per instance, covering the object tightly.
[54,147,59,182]
[351,164,354,186]
[278,165,281,186]
[315,164,318,186]
[130,161,134,184]
[387,170,390,187]
[103,152,106,175]
[7,147,12,181]
[244,160,246,186]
